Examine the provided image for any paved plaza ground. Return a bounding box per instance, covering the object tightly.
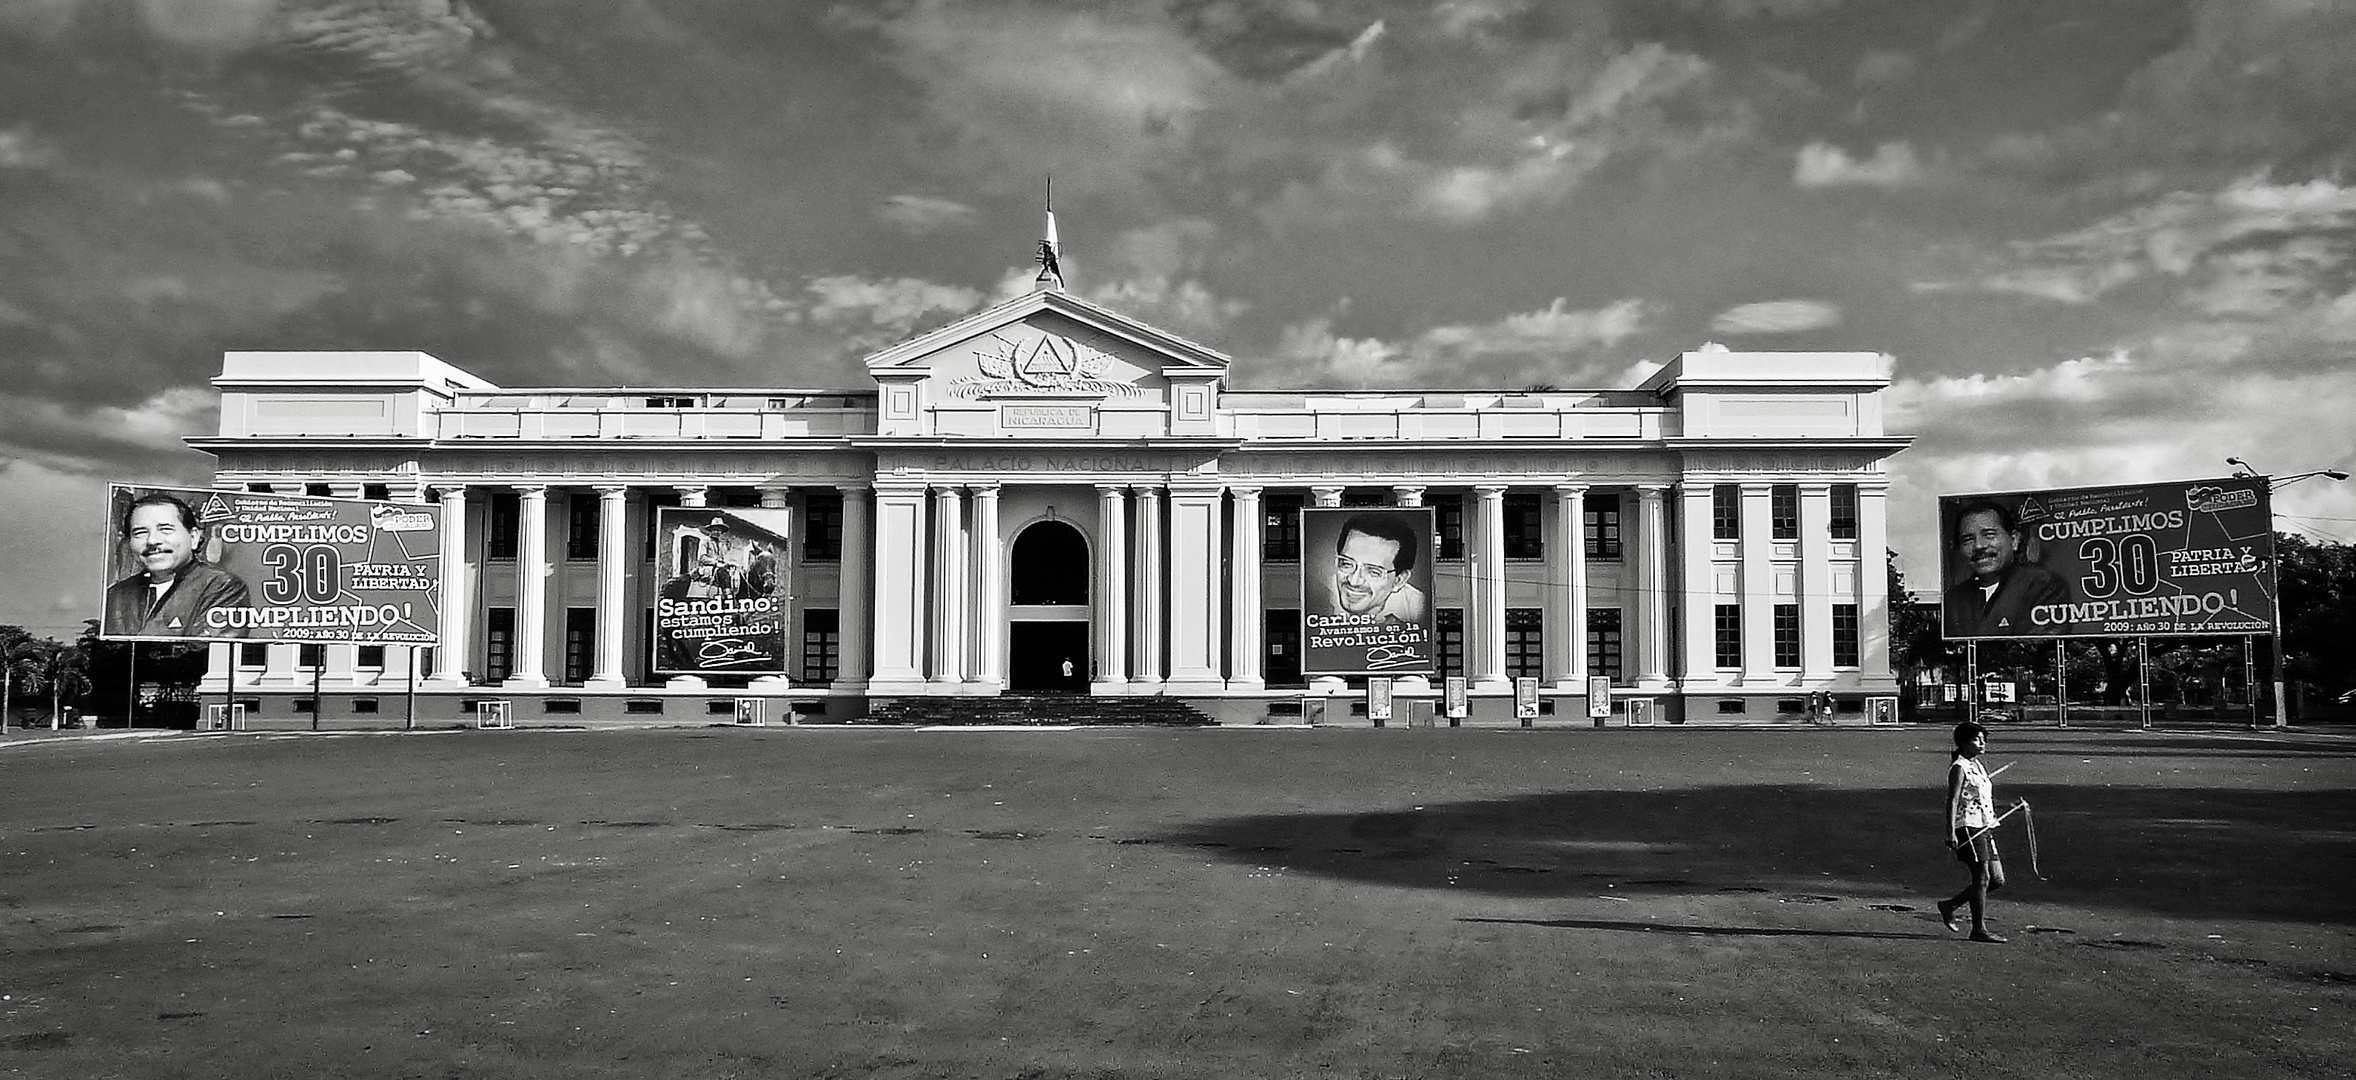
[3,722,2351,1078]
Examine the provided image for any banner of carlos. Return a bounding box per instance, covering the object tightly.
[101,485,440,643]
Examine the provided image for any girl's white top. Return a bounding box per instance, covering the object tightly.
[1950,756,1996,832]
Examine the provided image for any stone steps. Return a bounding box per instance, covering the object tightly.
[862,695,1215,727]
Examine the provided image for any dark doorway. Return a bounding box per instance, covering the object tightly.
[1010,622,1090,692]
[1011,521,1089,605]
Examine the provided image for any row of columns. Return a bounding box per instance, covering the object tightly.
[219,475,1886,695]
[418,482,876,692]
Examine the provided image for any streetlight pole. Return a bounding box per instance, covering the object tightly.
[2226,458,2350,729]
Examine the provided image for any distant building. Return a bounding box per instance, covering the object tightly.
[190,269,1911,724]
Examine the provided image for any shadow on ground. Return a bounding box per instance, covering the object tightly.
[1160,782,2356,925]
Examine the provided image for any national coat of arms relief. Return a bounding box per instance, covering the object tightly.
[947,330,1145,399]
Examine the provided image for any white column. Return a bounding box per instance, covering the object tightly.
[1739,483,1774,685]
[1165,486,1224,692]
[1550,484,1589,689]
[1390,485,1424,507]
[1094,484,1128,688]
[1132,485,1164,687]
[1310,485,1344,508]
[425,485,471,688]
[836,486,872,687]
[747,486,793,691]
[1471,484,1509,690]
[506,485,551,688]
[1679,483,1719,687]
[1858,482,1894,690]
[930,485,967,684]
[1228,485,1264,690]
[1637,484,1672,688]
[969,484,1003,688]
[587,485,631,689]
[1799,482,1834,683]
[868,484,927,692]
[677,485,708,509]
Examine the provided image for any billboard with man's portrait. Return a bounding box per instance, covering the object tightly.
[1937,477,2274,640]
[100,485,440,644]
[652,506,793,675]
[1300,507,1437,675]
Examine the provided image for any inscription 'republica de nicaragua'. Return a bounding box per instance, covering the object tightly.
[1000,405,1094,428]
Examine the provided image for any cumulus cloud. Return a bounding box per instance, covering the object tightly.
[1921,175,2356,308]
[877,194,979,234]
[1710,299,1843,334]
[0,125,61,170]
[1277,297,1654,387]
[1793,140,1926,189]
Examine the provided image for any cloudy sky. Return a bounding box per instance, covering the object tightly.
[3,0,2353,635]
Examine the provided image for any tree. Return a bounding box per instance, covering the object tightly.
[1888,553,1957,716]
[2277,533,2356,702]
[1,626,50,730]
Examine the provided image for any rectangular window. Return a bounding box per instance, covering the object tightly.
[486,607,515,683]
[563,608,595,684]
[298,644,323,670]
[1771,485,1798,541]
[1263,494,1302,562]
[803,609,841,683]
[1437,501,1466,560]
[351,698,379,714]
[1586,608,1624,683]
[362,483,390,502]
[356,645,385,669]
[239,643,267,667]
[1713,484,1740,540]
[1714,604,1742,668]
[1503,494,1544,561]
[1505,608,1543,680]
[487,492,520,559]
[1340,488,1386,508]
[304,483,331,497]
[566,495,600,561]
[1830,484,1859,540]
[804,489,843,562]
[1438,608,1465,680]
[645,395,693,408]
[1833,603,1860,668]
[1585,494,1623,561]
[1265,610,1302,686]
[641,490,679,562]
[1774,603,1801,668]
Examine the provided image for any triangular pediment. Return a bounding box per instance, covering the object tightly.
[863,290,1230,396]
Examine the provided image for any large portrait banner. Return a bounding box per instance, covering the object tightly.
[101,485,440,643]
[1300,507,1437,675]
[1938,477,2274,641]
[653,507,793,675]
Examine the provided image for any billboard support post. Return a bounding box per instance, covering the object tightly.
[2054,638,2067,728]
[312,661,323,732]
[125,641,137,730]
[2137,637,2150,730]
[1964,641,1978,720]
[2242,635,2258,730]
[406,645,418,732]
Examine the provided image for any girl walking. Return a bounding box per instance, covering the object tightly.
[1937,720,2007,943]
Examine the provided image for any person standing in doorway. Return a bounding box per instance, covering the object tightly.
[1937,720,2007,943]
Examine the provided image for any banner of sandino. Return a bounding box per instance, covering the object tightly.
[652,506,793,675]
[1936,477,2275,641]
[100,485,440,644]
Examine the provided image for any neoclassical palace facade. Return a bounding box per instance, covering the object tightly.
[191,284,1909,725]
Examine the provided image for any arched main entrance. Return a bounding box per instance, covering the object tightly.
[1008,519,1089,691]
